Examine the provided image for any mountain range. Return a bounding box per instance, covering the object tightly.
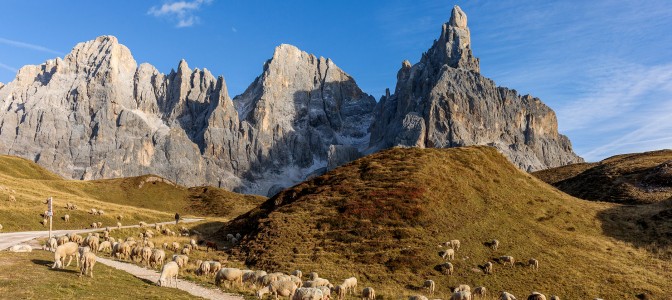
[0,6,581,195]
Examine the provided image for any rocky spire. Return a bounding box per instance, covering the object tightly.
[425,5,479,73]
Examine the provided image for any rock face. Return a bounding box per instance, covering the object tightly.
[0,37,375,194]
[369,6,582,171]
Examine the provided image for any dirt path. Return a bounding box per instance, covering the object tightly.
[1,218,244,300]
[97,256,243,300]
[0,218,203,250]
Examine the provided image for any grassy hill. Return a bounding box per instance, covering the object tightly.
[0,155,264,231]
[221,146,671,299]
[534,149,672,204]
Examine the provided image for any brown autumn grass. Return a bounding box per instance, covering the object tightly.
[0,155,264,231]
[218,146,672,299]
[534,149,672,204]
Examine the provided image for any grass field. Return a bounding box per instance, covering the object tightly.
[0,155,264,232]
[0,250,201,299]
[221,146,671,299]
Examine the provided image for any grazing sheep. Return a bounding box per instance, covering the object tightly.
[78,246,90,258]
[97,210,105,216]
[441,248,455,260]
[57,235,69,246]
[172,254,189,268]
[8,244,32,252]
[450,291,471,300]
[41,218,48,227]
[85,235,100,253]
[408,296,429,300]
[91,222,98,229]
[46,238,58,251]
[205,241,217,252]
[181,247,190,255]
[527,292,546,300]
[438,262,454,275]
[293,287,324,300]
[89,208,97,215]
[308,272,319,281]
[423,280,435,295]
[96,221,102,228]
[257,280,298,300]
[332,285,346,300]
[63,214,70,222]
[448,239,461,251]
[529,259,539,271]
[473,286,486,298]
[500,291,517,300]
[171,242,180,251]
[157,261,179,287]
[453,285,470,292]
[70,234,83,245]
[485,239,500,250]
[209,261,223,274]
[499,256,515,268]
[139,221,147,227]
[341,277,357,295]
[98,241,112,253]
[291,270,303,279]
[215,268,244,288]
[361,287,375,300]
[141,246,153,266]
[248,270,269,287]
[79,252,96,278]
[53,242,80,269]
[116,222,122,229]
[484,261,494,274]
[150,249,166,268]
[197,261,211,275]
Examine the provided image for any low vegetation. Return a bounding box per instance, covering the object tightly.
[221,146,672,298]
[0,155,264,231]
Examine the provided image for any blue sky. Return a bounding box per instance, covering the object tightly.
[1,0,671,162]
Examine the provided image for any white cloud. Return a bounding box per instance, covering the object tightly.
[148,0,213,28]
[0,62,17,73]
[0,37,63,55]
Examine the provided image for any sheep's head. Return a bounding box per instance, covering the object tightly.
[157,278,166,286]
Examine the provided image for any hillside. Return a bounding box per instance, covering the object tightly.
[221,146,671,299]
[0,155,264,231]
[534,150,672,204]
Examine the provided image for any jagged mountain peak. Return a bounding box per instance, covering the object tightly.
[421,4,479,73]
[449,5,468,28]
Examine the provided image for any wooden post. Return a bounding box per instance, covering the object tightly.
[48,197,53,240]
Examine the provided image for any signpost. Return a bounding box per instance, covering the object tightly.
[47,197,53,240]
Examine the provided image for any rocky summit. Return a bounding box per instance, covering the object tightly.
[0,37,375,195]
[368,6,582,171]
[0,5,581,194]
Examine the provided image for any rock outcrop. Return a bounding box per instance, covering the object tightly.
[368,6,582,171]
[0,37,375,194]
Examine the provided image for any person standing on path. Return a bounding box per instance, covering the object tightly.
[175,212,180,225]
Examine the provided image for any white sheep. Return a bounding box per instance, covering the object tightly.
[117,222,122,229]
[473,286,487,298]
[157,261,179,287]
[256,280,298,300]
[308,272,319,281]
[8,244,32,252]
[315,286,331,300]
[489,239,500,250]
[57,235,69,246]
[423,280,435,295]
[215,268,244,288]
[91,222,98,229]
[197,260,211,275]
[46,238,58,251]
[499,256,515,268]
[527,292,546,300]
[70,234,83,245]
[292,287,323,300]
[291,270,303,279]
[79,252,96,278]
[172,254,189,268]
[441,248,455,260]
[450,291,471,300]
[98,241,112,253]
[333,285,346,300]
[209,261,223,274]
[97,210,105,216]
[89,208,97,215]
[448,239,461,251]
[171,241,180,251]
[439,262,454,275]
[139,221,147,227]
[85,235,100,253]
[150,249,166,268]
[41,218,48,227]
[341,277,357,295]
[63,214,70,222]
[53,242,80,269]
[529,258,539,271]
[361,287,375,300]
[181,247,190,255]
[141,246,153,266]
[454,285,470,293]
[484,261,494,274]
[500,291,517,300]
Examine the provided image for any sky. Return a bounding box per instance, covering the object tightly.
[0,0,671,162]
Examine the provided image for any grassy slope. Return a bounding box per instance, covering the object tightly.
[0,155,264,231]
[533,149,672,204]
[0,250,201,299]
[222,146,672,299]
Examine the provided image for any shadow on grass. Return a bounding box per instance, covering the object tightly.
[596,198,672,259]
[32,259,79,273]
